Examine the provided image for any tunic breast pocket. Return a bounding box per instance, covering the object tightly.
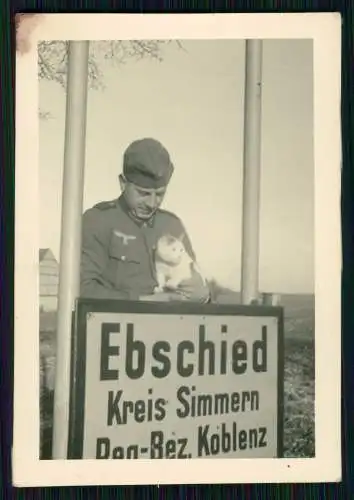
[108,233,143,289]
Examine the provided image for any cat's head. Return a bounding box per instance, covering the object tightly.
[155,234,186,265]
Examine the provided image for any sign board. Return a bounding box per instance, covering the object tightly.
[68,300,284,460]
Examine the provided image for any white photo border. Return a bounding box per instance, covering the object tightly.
[14,13,342,486]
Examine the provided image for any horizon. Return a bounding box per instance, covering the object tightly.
[39,245,314,298]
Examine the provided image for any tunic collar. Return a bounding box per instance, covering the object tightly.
[117,195,155,228]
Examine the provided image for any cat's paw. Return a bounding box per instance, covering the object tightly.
[165,279,180,290]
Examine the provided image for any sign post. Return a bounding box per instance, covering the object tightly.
[52,41,90,459]
[241,40,263,305]
[68,301,284,460]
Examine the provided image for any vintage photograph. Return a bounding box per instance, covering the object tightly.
[39,37,314,459]
[14,13,341,486]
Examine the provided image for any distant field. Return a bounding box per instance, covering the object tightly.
[39,293,315,459]
[214,291,314,341]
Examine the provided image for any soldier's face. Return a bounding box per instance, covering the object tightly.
[120,177,167,220]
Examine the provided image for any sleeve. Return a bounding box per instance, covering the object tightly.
[80,209,136,300]
[180,225,196,261]
[177,220,211,304]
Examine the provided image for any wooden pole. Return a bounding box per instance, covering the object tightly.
[52,41,89,459]
[241,40,263,305]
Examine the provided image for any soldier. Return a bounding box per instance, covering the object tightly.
[80,138,210,303]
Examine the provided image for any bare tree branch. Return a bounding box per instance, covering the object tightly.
[38,40,185,91]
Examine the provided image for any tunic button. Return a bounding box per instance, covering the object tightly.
[121,255,126,261]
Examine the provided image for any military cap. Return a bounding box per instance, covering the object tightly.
[123,138,174,189]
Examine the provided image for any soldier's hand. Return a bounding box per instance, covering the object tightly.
[166,274,210,303]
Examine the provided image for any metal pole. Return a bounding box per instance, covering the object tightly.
[241,40,263,305]
[52,41,89,459]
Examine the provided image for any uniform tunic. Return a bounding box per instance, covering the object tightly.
[80,196,209,301]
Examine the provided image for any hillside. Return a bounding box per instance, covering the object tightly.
[207,282,314,341]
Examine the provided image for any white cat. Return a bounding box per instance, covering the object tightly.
[153,234,205,293]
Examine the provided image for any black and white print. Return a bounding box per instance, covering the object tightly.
[14,14,341,486]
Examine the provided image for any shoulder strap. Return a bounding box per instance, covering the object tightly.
[93,199,117,211]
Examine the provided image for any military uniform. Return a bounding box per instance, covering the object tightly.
[80,138,210,302]
[80,196,209,301]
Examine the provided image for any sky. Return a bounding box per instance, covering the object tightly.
[39,39,314,294]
